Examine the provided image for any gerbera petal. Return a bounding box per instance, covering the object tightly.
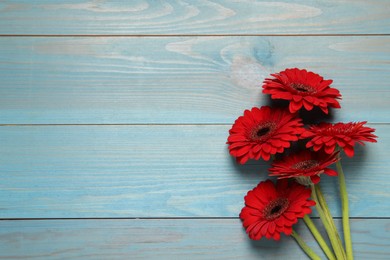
[262,152,271,161]
[273,232,281,241]
[228,142,248,150]
[330,100,341,108]
[300,207,313,215]
[231,146,250,157]
[240,179,315,240]
[237,156,249,164]
[276,179,289,193]
[273,92,293,99]
[283,226,293,236]
[310,175,321,184]
[303,96,314,103]
[314,137,324,145]
[302,121,376,159]
[260,222,269,237]
[289,101,302,113]
[275,151,320,169]
[283,212,296,221]
[244,195,264,209]
[306,141,314,148]
[302,99,314,110]
[324,168,338,176]
[343,145,355,157]
[293,95,302,102]
[269,222,276,234]
[262,143,271,153]
[228,135,248,142]
[336,139,346,148]
[227,106,305,164]
[275,216,284,228]
[324,144,336,154]
[300,131,314,139]
[322,136,333,142]
[262,68,341,114]
[313,144,323,151]
[320,106,329,114]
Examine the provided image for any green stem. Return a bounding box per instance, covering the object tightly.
[303,215,336,260]
[336,160,353,260]
[311,185,346,260]
[291,229,321,260]
[315,184,346,259]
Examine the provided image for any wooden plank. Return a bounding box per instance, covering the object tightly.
[0,219,388,259]
[0,36,389,124]
[0,1,389,35]
[0,124,386,218]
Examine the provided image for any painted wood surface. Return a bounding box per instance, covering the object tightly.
[0,219,388,259]
[0,1,390,35]
[0,124,386,218]
[0,36,389,124]
[1,0,389,258]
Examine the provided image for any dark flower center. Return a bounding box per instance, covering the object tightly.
[291,83,315,93]
[263,197,289,220]
[257,127,270,137]
[250,122,276,141]
[270,205,282,214]
[292,160,319,170]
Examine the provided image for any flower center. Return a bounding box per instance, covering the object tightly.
[292,160,319,170]
[270,205,282,214]
[324,124,355,135]
[250,122,276,141]
[257,127,270,137]
[291,83,315,93]
[263,197,289,220]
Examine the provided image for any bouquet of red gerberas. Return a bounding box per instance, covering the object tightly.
[227,68,377,260]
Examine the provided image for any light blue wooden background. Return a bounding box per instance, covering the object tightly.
[0,1,389,259]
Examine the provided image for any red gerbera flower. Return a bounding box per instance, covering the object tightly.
[262,68,341,114]
[240,179,315,241]
[227,106,304,164]
[301,121,377,157]
[269,150,339,184]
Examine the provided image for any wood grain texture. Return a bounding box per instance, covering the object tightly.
[0,219,388,259]
[0,36,389,124]
[0,0,390,35]
[0,124,386,218]
[1,1,389,258]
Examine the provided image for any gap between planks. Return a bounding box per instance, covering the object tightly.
[0,34,389,37]
[0,123,231,126]
[0,123,389,127]
[0,217,388,221]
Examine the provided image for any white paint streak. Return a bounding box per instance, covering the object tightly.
[246,2,322,22]
[230,56,269,90]
[42,0,149,13]
[31,38,112,56]
[165,38,224,66]
[329,39,390,53]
